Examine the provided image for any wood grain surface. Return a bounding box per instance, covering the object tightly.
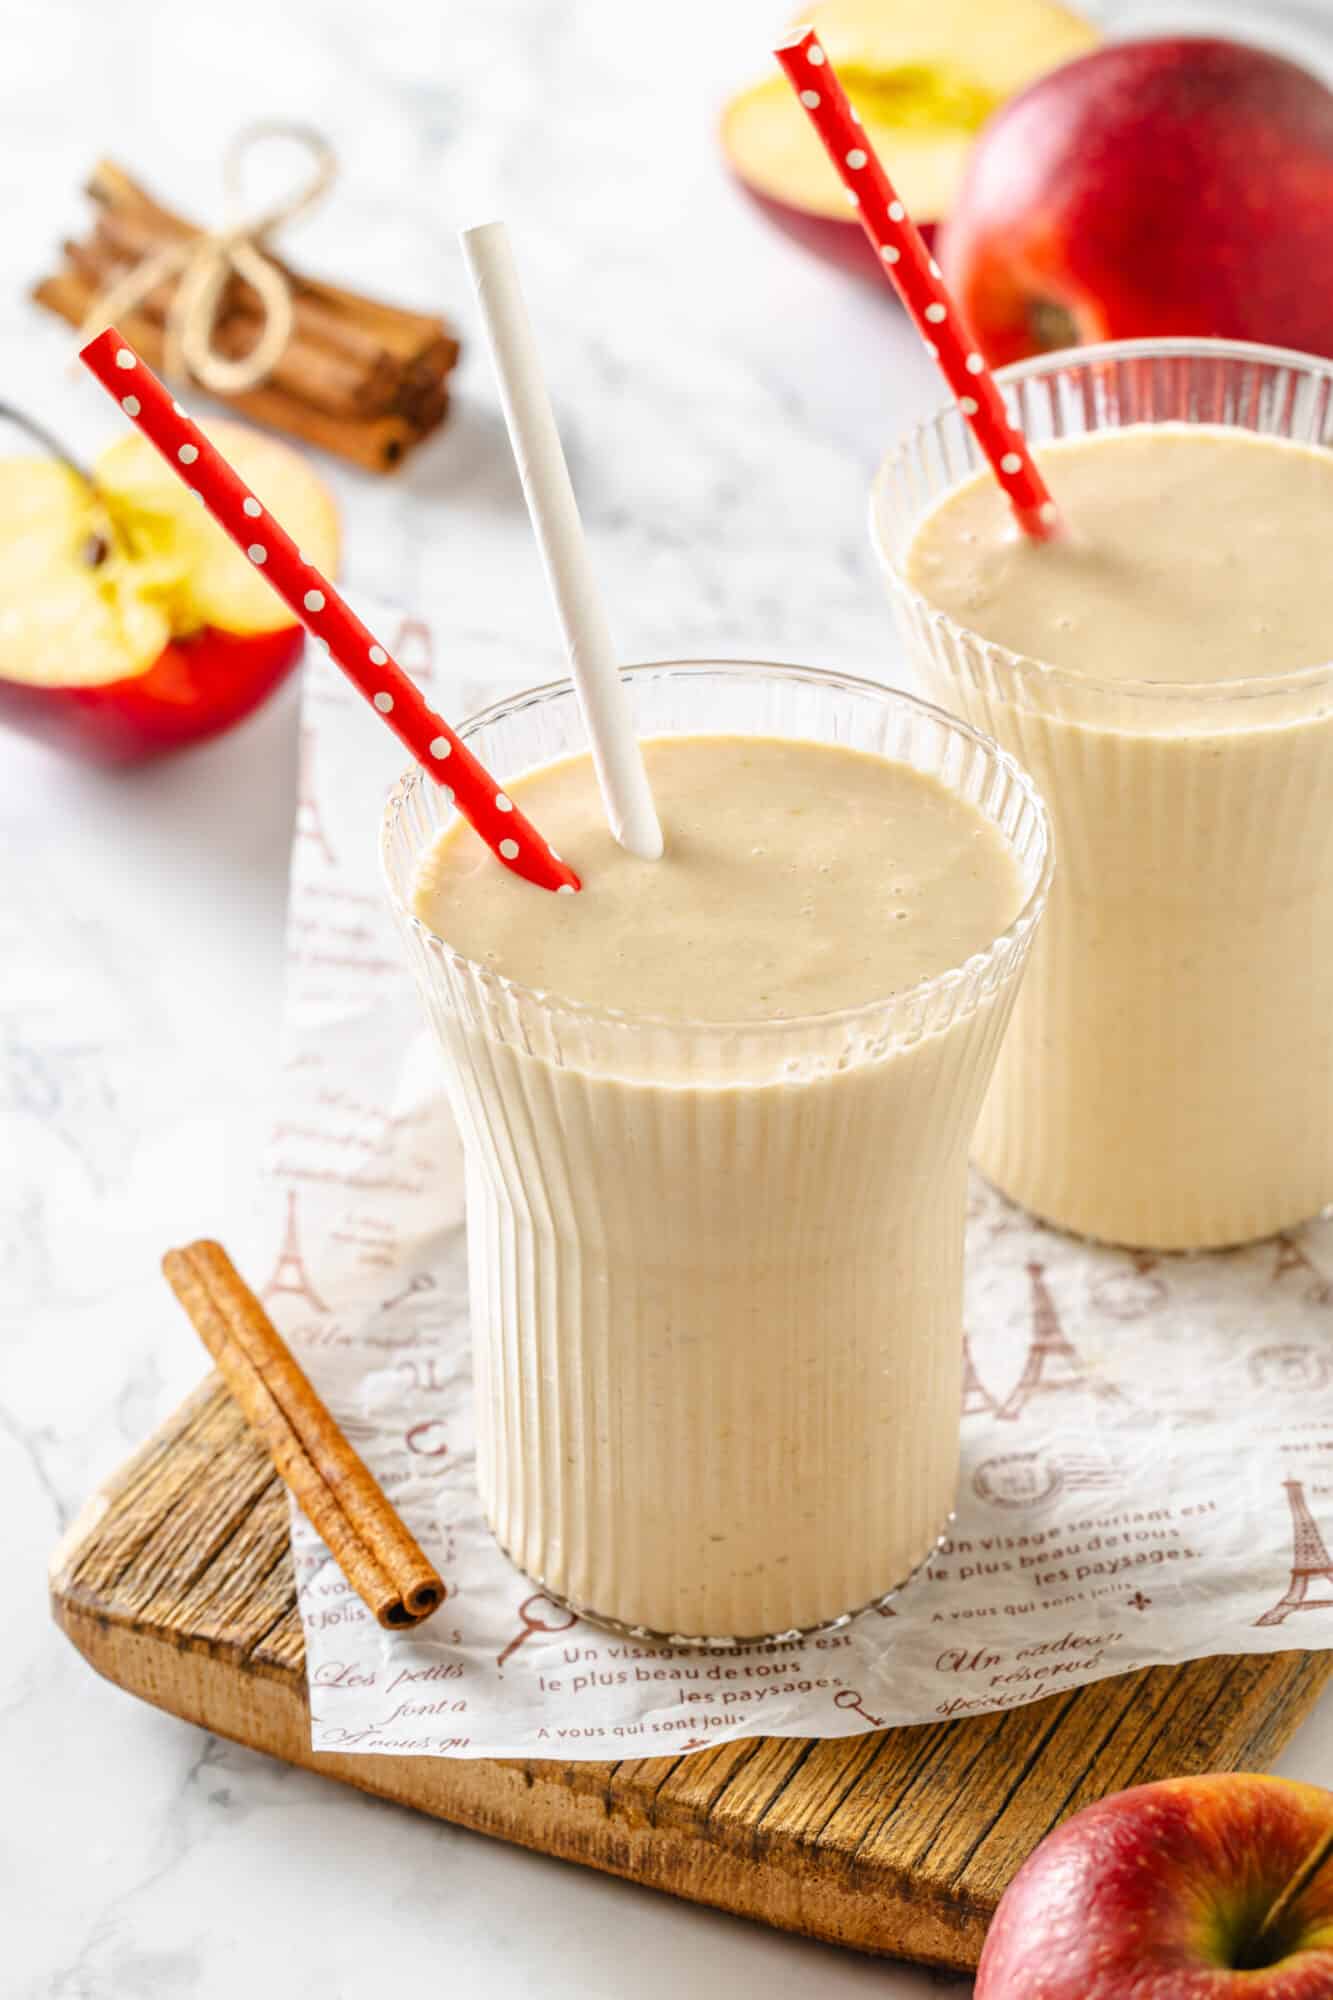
[50,1374,1333,1973]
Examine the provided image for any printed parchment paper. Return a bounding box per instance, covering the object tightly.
[265,617,1333,1759]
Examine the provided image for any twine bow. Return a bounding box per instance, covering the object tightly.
[81,123,337,393]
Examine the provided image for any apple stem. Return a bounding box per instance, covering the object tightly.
[1256,1824,1333,1951]
[0,399,138,561]
[0,399,95,484]
[1027,300,1080,353]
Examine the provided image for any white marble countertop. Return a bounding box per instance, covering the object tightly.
[6,1,1333,1994]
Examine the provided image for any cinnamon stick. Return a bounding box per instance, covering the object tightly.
[67,232,394,421]
[33,155,458,471]
[83,159,460,373]
[162,1239,444,1630]
[87,207,447,410]
[35,270,435,473]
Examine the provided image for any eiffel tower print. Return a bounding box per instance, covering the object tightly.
[295,730,336,866]
[391,616,435,683]
[1253,1481,1333,1627]
[262,1189,328,1313]
[1091,1253,1167,1321]
[961,1331,998,1418]
[1248,1344,1330,1395]
[1272,1234,1333,1306]
[999,1262,1125,1422]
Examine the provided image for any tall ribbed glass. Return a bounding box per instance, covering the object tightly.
[382,662,1050,1643]
[873,339,1333,1253]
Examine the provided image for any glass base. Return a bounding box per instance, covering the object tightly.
[493,1509,956,1653]
[974,1158,1333,1257]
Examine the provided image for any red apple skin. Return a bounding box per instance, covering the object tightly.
[0,623,305,765]
[941,38,1333,366]
[976,1773,1333,1999]
[732,176,938,287]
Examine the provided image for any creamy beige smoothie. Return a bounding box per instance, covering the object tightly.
[893,420,1333,1250]
[393,692,1045,1643]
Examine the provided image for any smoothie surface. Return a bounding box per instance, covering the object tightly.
[412,733,1023,1021]
[907,424,1333,685]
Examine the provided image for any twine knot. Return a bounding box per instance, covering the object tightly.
[82,123,337,394]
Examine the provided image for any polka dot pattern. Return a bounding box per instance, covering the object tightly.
[77,325,583,890]
[775,26,1061,542]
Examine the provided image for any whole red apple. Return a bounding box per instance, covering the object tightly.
[0,419,339,762]
[941,37,1333,365]
[976,1773,1333,1998]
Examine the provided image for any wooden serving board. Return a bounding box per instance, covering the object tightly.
[51,1376,1333,1974]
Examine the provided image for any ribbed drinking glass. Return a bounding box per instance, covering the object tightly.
[383,661,1050,1642]
[874,338,1333,1251]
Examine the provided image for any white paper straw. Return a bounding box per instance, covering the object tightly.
[460,221,664,861]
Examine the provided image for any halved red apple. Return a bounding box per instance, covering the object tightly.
[721,0,1100,279]
[0,420,339,762]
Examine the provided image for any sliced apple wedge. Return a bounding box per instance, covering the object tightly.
[0,420,339,762]
[96,423,339,637]
[721,0,1099,278]
[0,462,174,689]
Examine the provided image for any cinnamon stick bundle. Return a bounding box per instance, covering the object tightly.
[34,158,459,473]
[162,1239,443,1629]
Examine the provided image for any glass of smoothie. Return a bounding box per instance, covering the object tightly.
[873,337,1333,1254]
[382,662,1050,1644]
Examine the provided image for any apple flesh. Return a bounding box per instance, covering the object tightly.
[0,421,339,763]
[720,0,1099,282]
[941,36,1333,366]
[976,1773,1333,1998]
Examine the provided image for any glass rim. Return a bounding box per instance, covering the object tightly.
[870,334,1333,707]
[380,657,1053,1039]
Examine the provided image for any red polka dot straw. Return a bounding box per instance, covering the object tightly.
[774,27,1061,543]
[79,327,581,894]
